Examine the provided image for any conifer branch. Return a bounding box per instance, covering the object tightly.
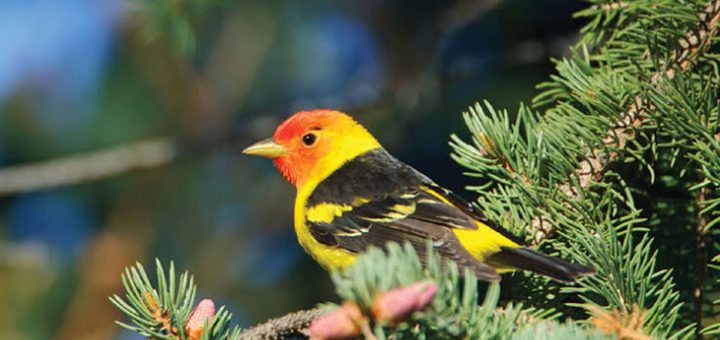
[110,260,238,340]
[237,308,324,339]
[112,246,624,339]
[586,304,651,340]
[529,0,720,245]
[450,2,718,335]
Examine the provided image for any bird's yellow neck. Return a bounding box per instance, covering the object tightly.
[295,122,381,192]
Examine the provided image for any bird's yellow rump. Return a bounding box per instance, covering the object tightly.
[244,109,594,282]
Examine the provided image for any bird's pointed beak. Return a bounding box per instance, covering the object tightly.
[242,138,288,158]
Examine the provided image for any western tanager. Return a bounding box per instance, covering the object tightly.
[243,109,594,282]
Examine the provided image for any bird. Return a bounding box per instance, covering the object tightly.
[243,109,595,282]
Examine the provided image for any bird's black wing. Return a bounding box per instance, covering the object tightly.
[305,148,504,281]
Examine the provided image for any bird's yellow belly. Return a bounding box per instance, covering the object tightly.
[294,192,357,270]
[294,226,358,269]
[297,234,358,270]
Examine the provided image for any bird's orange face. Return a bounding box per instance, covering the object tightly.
[243,110,380,188]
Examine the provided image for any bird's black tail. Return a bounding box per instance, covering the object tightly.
[487,246,595,283]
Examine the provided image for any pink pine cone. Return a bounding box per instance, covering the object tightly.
[371,280,438,324]
[308,302,363,340]
[186,299,216,340]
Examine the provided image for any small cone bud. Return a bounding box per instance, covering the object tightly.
[143,291,159,312]
[308,302,363,340]
[478,133,495,156]
[371,281,437,324]
[186,299,215,340]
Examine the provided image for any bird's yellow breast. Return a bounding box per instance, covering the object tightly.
[291,130,380,270]
[294,185,358,270]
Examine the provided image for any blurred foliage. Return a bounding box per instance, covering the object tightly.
[130,0,223,54]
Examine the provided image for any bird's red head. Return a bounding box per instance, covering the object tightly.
[243,110,380,188]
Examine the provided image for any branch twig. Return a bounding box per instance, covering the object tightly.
[529,0,720,245]
[694,186,710,338]
[238,308,325,339]
[0,138,174,196]
[589,2,629,11]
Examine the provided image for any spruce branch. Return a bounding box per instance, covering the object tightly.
[536,1,710,246]
[328,242,571,339]
[586,304,651,340]
[645,63,720,229]
[448,1,720,337]
[642,31,720,335]
[110,259,239,340]
[662,1,720,78]
[530,0,720,245]
[111,246,622,339]
[237,308,325,339]
[554,197,684,338]
[701,258,720,336]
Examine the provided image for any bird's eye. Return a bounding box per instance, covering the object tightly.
[302,133,317,146]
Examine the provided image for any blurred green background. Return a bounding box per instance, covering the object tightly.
[0,0,583,338]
